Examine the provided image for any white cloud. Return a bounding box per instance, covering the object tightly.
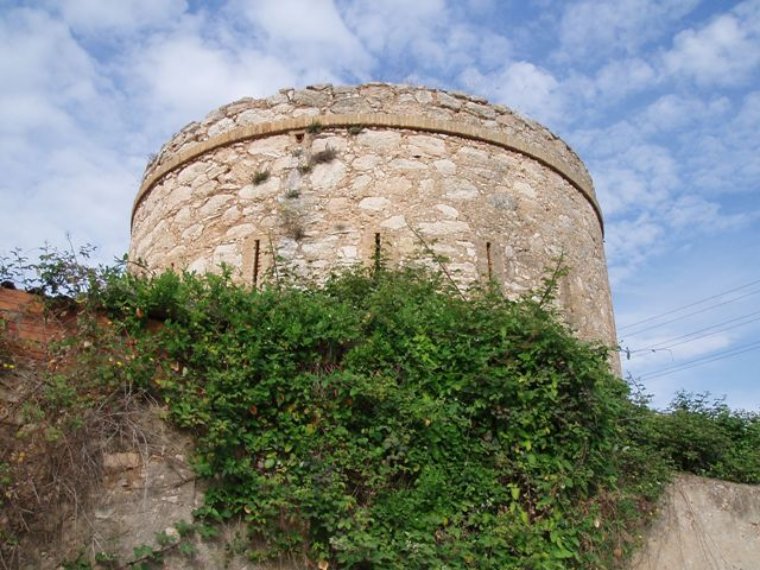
[0,8,98,102]
[0,6,145,261]
[125,30,296,129]
[637,94,731,134]
[49,0,187,34]
[590,135,679,213]
[644,91,760,196]
[236,0,354,46]
[557,0,700,61]
[663,9,760,86]
[462,61,564,124]
[605,216,664,284]
[341,0,447,56]
[665,195,753,231]
[0,139,142,261]
[232,0,373,75]
[589,58,657,101]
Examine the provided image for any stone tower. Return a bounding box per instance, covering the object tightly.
[130,83,617,351]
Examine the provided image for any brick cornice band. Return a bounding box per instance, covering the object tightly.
[133,113,603,232]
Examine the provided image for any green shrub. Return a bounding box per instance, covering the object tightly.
[13,247,755,568]
[647,391,760,483]
[96,267,641,568]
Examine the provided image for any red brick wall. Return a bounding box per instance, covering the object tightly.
[0,289,70,361]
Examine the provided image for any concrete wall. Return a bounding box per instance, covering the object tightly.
[130,83,617,349]
[630,474,760,570]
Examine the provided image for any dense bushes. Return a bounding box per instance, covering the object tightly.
[1,248,758,568]
[92,267,633,568]
[642,391,760,484]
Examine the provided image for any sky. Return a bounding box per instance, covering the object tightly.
[0,0,758,410]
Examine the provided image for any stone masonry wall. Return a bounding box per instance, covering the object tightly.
[129,84,617,351]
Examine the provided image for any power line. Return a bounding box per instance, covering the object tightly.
[618,277,760,333]
[657,311,760,348]
[626,310,760,357]
[639,341,760,380]
[637,339,760,381]
[619,286,760,337]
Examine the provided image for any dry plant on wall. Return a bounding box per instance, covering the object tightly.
[0,313,161,568]
[0,245,173,568]
[297,146,338,175]
[310,146,337,164]
[280,205,306,241]
[252,170,270,185]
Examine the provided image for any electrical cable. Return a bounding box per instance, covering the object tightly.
[626,310,760,357]
[618,277,760,333]
[656,311,760,348]
[619,286,760,337]
[637,339,760,381]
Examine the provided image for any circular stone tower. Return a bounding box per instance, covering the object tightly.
[130,83,617,350]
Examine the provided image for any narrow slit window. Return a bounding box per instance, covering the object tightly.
[374,233,382,272]
[252,239,261,287]
[486,242,493,280]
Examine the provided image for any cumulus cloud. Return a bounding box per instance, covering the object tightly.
[230,0,373,77]
[124,30,296,129]
[340,0,512,79]
[643,91,759,197]
[587,119,750,280]
[0,6,148,260]
[663,7,760,86]
[462,61,564,124]
[0,8,99,112]
[636,94,731,134]
[556,0,700,61]
[604,216,665,284]
[46,0,187,34]
[587,58,658,102]
[665,195,754,231]
[341,0,448,56]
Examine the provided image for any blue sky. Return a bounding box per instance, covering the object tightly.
[1,0,758,409]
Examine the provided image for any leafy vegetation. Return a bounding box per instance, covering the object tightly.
[103,267,631,568]
[631,389,760,484]
[0,247,758,569]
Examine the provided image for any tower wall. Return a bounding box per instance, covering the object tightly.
[130,84,617,350]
